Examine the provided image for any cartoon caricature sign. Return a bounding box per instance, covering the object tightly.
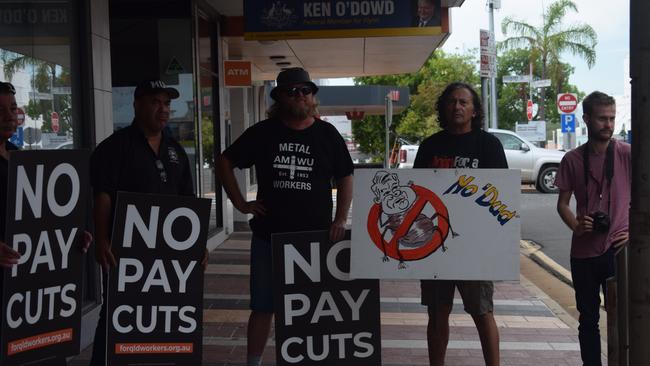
[351,169,520,280]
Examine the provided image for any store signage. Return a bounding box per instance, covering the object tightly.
[244,0,448,40]
[224,61,252,87]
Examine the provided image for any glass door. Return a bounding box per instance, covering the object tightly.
[196,10,222,231]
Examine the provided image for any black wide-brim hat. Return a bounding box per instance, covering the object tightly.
[270,67,319,100]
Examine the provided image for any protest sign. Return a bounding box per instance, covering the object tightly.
[272,230,381,366]
[351,169,520,280]
[1,150,89,365]
[106,192,211,366]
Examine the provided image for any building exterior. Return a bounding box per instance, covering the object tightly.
[0,0,465,349]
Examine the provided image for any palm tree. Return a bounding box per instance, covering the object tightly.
[1,50,73,133]
[500,0,596,120]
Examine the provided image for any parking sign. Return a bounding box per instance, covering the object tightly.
[9,126,23,147]
[561,114,576,133]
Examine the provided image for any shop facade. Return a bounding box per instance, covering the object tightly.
[0,0,256,348]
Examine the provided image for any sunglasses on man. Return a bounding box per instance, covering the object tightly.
[284,86,314,97]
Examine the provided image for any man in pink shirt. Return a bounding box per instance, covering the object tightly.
[555,91,631,366]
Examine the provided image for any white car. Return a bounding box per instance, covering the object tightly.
[55,141,74,149]
[397,129,565,193]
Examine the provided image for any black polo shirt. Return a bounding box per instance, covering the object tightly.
[1,140,19,240]
[90,123,194,208]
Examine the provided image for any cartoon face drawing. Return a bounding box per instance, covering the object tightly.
[371,171,417,215]
[368,171,459,269]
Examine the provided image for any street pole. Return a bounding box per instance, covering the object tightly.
[629,0,650,363]
[385,95,393,169]
[482,78,490,130]
[489,0,498,129]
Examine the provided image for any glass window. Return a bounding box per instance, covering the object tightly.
[197,12,222,231]
[0,0,100,310]
[1,0,77,150]
[110,14,198,186]
[493,132,525,150]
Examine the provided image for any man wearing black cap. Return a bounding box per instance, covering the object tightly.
[216,67,354,366]
[89,79,196,366]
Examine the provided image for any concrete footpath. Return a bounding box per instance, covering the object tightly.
[70,231,605,366]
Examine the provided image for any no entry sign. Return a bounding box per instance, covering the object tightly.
[51,112,60,133]
[526,100,533,121]
[556,93,578,114]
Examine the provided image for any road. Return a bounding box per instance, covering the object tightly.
[520,189,576,271]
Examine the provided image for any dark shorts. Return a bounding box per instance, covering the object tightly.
[250,235,274,312]
[421,280,494,316]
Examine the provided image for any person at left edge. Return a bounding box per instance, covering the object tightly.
[88,79,206,366]
[1,81,91,366]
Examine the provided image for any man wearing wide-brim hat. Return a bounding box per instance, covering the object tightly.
[216,67,354,366]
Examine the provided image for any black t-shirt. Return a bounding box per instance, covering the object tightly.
[223,118,354,239]
[0,141,19,240]
[90,123,194,212]
[0,141,18,292]
[413,129,508,169]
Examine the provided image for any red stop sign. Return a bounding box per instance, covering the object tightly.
[557,93,578,114]
[526,100,533,121]
[51,111,60,133]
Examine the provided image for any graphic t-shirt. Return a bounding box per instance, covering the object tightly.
[413,129,508,169]
[223,118,354,239]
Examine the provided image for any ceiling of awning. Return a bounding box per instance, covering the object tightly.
[209,0,465,82]
[224,35,448,81]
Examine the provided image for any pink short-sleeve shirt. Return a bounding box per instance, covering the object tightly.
[555,140,631,259]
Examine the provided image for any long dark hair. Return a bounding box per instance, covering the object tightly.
[436,82,484,130]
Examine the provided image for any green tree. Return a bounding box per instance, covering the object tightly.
[500,0,596,120]
[1,50,73,134]
[496,48,584,140]
[353,50,479,161]
[201,115,215,168]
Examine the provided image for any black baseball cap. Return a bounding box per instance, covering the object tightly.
[0,81,16,95]
[134,79,179,99]
[270,67,318,100]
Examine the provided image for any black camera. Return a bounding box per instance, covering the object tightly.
[590,211,610,233]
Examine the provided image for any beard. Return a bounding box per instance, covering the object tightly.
[589,127,613,142]
[281,99,317,120]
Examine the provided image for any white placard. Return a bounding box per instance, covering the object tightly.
[480,29,496,78]
[531,79,552,88]
[516,121,547,142]
[502,75,531,83]
[350,169,520,280]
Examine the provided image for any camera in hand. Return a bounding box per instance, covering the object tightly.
[590,211,610,233]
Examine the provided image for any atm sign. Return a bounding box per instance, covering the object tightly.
[224,61,252,87]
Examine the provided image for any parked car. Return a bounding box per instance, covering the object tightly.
[397,129,565,193]
[55,141,74,149]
